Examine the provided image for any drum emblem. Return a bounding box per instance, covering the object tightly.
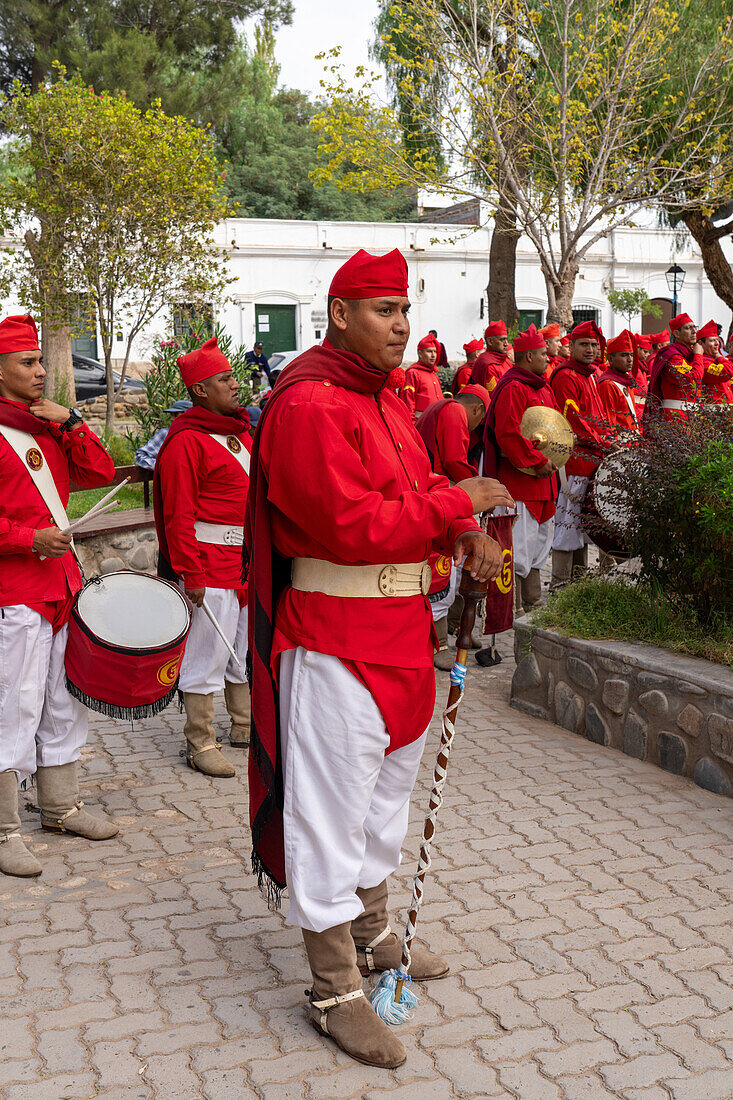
[25,448,44,470]
[495,548,513,594]
[435,555,451,577]
[156,658,180,687]
[226,436,242,453]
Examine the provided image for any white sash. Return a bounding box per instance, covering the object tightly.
[209,432,251,476]
[611,380,639,427]
[0,424,74,537]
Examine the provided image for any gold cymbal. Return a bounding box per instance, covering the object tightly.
[518,405,575,474]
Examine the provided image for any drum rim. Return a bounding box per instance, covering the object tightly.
[72,571,192,654]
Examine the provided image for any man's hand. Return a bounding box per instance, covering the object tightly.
[456,476,515,514]
[33,526,71,558]
[453,531,503,581]
[185,587,206,608]
[30,398,72,425]
[692,341,703,356]
[535,460,556,479]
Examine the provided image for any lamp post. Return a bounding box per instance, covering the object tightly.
[665,263,686,317]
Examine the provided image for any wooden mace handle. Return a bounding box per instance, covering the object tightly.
[456,565,489,653]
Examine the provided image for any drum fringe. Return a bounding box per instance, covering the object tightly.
[64,677,180,720]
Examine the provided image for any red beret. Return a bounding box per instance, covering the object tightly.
[0,314,40,355]
[484,320,507,339]
[634,333,652,350]
[570,319,605,356]
[696,319,718,340]
[329,248,408,299]
[560,334,570,346]
[458,382,490,409]
[670,312,693,331]
[514,323,546,354]
[606,330,635,355]
[417,334,438,351]
[462,337,484,354]
[177,336,231,389]
[649,329,669,344]
[540,323,560,338]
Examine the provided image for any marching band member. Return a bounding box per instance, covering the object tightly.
[470,320,509,392]
[451,337,483,394]
[697,319,733,405]
[400,334,443,419]
[0,314,117,878]
[598,331,641,436]
[246,248,510,1068]
[154,337,252,779]
[644,313,705,425]
[540,323,564,378]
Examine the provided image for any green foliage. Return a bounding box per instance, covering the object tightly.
[535,575,733,668]
[67,483,144,520]
[99,430,135,466]
[607,289,662,328]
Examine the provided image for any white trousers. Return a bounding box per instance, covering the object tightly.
[552,476,590,552]
[178,588,248,694]
[510,502,554,578]
[430,564,460,622]
[279,647,427,933]
[0,607,88,782]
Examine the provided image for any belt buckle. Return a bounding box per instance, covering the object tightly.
[378,565,400,597]
[223,528,242,546]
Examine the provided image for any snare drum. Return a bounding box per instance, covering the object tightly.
[582,450,633,557]
[65,571,192,719]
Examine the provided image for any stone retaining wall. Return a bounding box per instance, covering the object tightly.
[512,620,733,797]
[75,522,158,577]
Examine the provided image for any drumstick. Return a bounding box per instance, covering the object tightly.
[201,597,242,667]
[69,478,130,529]
[63,500,120,535]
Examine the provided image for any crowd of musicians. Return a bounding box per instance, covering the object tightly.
[0,251,730,1070]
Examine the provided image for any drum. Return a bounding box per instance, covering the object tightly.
[65,571,192,719]
[582,451,633,557]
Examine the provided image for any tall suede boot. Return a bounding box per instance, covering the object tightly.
[521,568,542,612]
[550,548,573,591]
[352,880,449,981]
[224,680,251,747]
[572,544,589,577]
[302,922,406,1068]
[0,771,41,877]
[433,616,454,671]
[36,762,119,840]
[182,692,236,777]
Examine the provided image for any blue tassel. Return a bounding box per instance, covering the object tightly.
[369,968,418,1024]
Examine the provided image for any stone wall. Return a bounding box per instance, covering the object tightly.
[78,392,149,419]
[512,620,733,797]
[75,520,158,577]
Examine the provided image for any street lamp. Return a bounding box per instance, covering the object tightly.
[665,263,686,316]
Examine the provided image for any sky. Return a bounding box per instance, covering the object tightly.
[247,0,386,100]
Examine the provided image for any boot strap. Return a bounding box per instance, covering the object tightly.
[309,988,364,1035]
[0,832,21,843]
[190,743,222,759]
[355,924,392,972]
[42,801,84,832]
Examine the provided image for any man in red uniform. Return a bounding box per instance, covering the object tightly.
[643,313,705,425]
[697,319,733,405]
[451,337,483,394]
[470,320,509,392]
[540,323,564,377]
[558,334,571,359]
[246,247,508,1068]
[632,334,651,416]
[550,320,607,588]
[400,334,443,419]
[154,337,252,779]
[598,331,641,436]
[0,314,118,878]
[484,325,559,612]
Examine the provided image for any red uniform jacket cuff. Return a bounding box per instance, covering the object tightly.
[183,571,207,590]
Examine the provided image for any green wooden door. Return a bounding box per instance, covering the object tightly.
[255,305,296,358]
[71,297,98,360]
[517,309,543,331]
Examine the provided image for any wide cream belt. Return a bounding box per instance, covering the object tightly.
[291,558,431,598]
[194,521,244,546]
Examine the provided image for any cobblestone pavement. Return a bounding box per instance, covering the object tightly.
[3,630,733,1100]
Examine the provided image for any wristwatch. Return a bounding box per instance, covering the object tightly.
[61,408,83,433]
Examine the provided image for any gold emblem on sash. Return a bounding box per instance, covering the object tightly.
[226,435,242,453]
[25,448,43,471]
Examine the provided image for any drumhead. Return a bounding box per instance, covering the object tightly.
[76,572,190,650]
[594,451,633,530]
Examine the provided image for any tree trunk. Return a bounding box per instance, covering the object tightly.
[682,209,733,318]
[103,340,116,431]
[24,229,76,405]
[544,254,579,331]
[487,175,519,328]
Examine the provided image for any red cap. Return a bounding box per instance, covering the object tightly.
[670,312,693,331]
[696,319,718,340]
[329,248,408,299]
[540,323,560,338]
[458,382,490,410]
[634,333,652,350]
[0,314,40,355]
[560,334,570,346]
[513,323,546,354]
[177,336,231,389]
[570,319,605,356]
[417,334,438,351]
[484,320,507,339]
[649,329,669,344]
[606,330,635,355]
[462,337,484,354]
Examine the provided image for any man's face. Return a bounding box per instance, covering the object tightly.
[545,336,561,356]
[464,400,486,431]
[675,322,697,347]
[254,344,263,356]
[558,343,570,358]
[608,350,633,374]
[418,345,438,366]
[570,338,597,366]
[637,347,650,365]
[195,370,239,415]
[525,346,549,376]
[701,335,719,356]
[486,335,508,355]
[329,297,410,373]
[0,349,45,403]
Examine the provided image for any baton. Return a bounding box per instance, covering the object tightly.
[201,597,241,667]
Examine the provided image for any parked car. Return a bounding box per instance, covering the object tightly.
[73,354,146,402]
[264,350,300,389]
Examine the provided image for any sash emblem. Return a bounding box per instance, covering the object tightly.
[25,448,44,471]
[226,435,242,453]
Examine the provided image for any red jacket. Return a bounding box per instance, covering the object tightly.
[0,398,114,619]
[645,342,705,424]
[400,362,443,419]
[551,362,607,477]
[416,398,476,482]
[598,371,640,435]
[155,413,251,591]
[451,362,473,395]
[470,349,508,393]
[701,354,733,404]
[487,371,559,522]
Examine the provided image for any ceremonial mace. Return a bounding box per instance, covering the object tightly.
[371,564,488,1023]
